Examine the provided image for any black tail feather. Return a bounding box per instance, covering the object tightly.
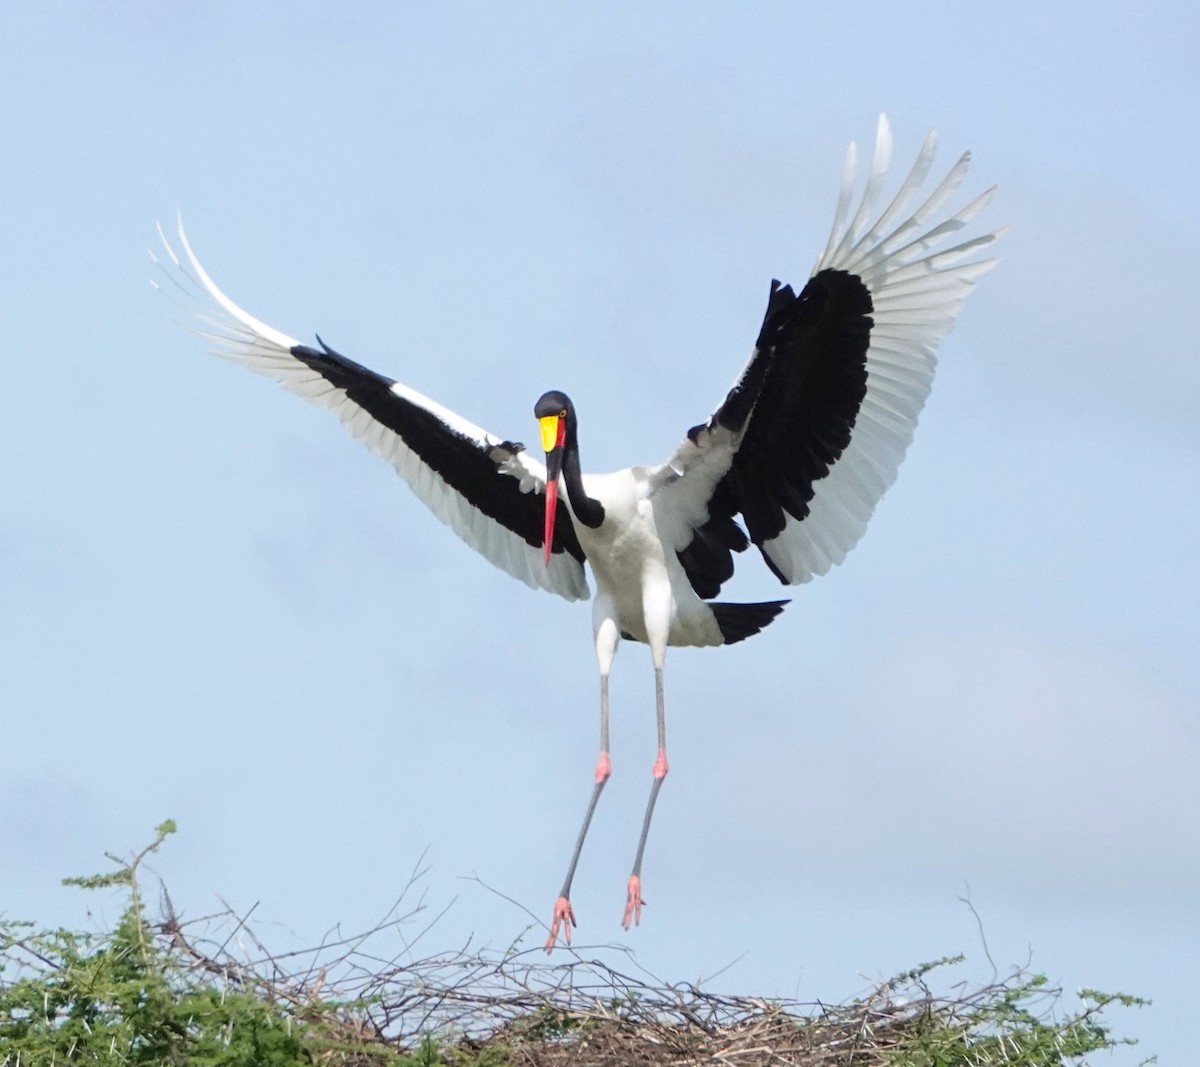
[710,600,789,644]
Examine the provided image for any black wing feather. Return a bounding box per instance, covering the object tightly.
[677,269,872,596]
[292,340,586,563]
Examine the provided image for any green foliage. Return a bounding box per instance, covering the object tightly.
[0,822,409,1066]
[880,958,1149,1067]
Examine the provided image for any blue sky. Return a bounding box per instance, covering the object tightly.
[2,4,1197,1061]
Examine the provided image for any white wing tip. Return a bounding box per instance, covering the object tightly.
[817,116,1004,279]
[152,215,301,353]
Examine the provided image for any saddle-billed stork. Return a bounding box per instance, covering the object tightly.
[154,116,1002,950]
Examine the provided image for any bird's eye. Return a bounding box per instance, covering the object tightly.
[558,409,567,419]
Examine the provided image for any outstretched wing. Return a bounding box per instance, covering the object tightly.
[152,220,589,602]
[657,115,1004,597]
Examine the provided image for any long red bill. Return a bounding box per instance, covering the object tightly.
[543,477,558,565]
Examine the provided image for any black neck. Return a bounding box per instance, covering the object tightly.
[561,426,605,529]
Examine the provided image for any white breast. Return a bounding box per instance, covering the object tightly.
[570,468,724,648]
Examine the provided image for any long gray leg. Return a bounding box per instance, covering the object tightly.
[623,665,669,929]
[545,609,619,951]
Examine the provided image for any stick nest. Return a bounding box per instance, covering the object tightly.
[3,829,1137,1066]
[150,880,1129,1067]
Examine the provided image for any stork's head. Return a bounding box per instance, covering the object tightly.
[535,390,572,565]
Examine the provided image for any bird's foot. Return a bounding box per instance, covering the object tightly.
[622,875,644,930]
[544,895,576,952]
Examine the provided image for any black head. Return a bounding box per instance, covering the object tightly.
[534,389,573,422]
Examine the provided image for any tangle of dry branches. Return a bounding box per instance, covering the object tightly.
[147,870,1126,1067]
